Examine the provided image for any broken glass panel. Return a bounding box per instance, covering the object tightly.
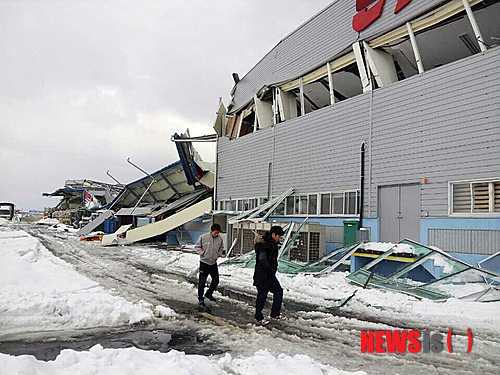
[347,240,500,301]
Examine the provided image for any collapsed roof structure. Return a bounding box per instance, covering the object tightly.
[43,180,123,225]
[77,131,216,246]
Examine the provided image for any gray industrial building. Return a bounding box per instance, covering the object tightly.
[213,0,500,264]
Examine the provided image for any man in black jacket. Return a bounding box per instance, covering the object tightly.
[253,225,285,323]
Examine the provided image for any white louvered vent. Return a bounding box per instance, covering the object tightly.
[472,183,490,213]
[452,183,471,213]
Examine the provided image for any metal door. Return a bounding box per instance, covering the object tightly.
[379,184,420,242]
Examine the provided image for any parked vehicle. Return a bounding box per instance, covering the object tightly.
[0,202,15,221]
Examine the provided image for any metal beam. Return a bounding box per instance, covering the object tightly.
[303,93,319,111]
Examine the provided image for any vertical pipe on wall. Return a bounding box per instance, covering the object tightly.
[406,22,425,74]
[368,90,374,219]
[359,142,366,229]
[462,0,487,52]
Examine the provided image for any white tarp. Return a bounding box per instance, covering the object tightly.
[124,198,212,244]
[101,224,133,246]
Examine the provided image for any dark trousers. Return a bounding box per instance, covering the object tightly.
[255,276,283,321]
[198,261,219,302]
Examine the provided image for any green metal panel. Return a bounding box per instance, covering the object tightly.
[343,220,358,247]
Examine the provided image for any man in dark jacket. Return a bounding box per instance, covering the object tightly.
[253,225,285,323]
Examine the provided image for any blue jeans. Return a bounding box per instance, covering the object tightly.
[255,276,283,321]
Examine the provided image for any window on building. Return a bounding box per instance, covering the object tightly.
[308,194,318,215]
[332,193,344,215]
[236,199,243,211]
[451,180,500,214]
[294,196,301,215]
[303,80,331,115]
[299,195,308,215]
[320,193,331,215]
[228,200,236,211]
[330,63,363,102]
[345,191,358,215]
[286,196,295,215]
[275,200,285,216]
[412,2,499,73]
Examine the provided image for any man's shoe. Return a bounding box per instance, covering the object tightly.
[270,314,284,321]
[205,294,217,302]
[255,318,270,326]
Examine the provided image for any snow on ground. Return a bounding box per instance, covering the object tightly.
[47,223,79,233]
[35,218,60,226]
[220,264,500,334]
[0,228,154,336]
[0,345,366,375]
[124,246,500,335]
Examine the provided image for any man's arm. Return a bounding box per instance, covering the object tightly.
[195,235,204,255]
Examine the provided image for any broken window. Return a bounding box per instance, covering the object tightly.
[239,108,256,137]
[410,2,499,72]
[330,62,364,101]
[347,239,500,301]
[451,180,500,214]
[302,80,331,114]
[276,52,364,121]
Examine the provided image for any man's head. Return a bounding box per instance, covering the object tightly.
[270,225,284,243]
[211,223,222,237]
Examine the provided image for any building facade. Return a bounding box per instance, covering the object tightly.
[215,0,500,262]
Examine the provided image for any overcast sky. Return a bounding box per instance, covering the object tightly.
[0,0,331,210]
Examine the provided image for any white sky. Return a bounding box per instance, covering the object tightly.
[0,0,331,210]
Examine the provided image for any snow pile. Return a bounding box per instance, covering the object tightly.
[0,229,154,335]
[113,244,500,334]
[47,223,79,233]
[0,346,366,375]
[154,305,177,319]
[215,262,500,334]
[361,242,416,254]
[36,217,60,226]
[0,217,10,225]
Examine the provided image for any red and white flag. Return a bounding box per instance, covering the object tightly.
[83,191,101,210]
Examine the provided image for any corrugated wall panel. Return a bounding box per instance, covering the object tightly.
[429,229,500,255]
[217,127,274,199]
[369,47,500,216]
[272,95,370,195]
[219,47,500,221]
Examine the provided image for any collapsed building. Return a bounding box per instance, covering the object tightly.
[212,0,500,269]
[43,180,123,225]
[76,132,215,246]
